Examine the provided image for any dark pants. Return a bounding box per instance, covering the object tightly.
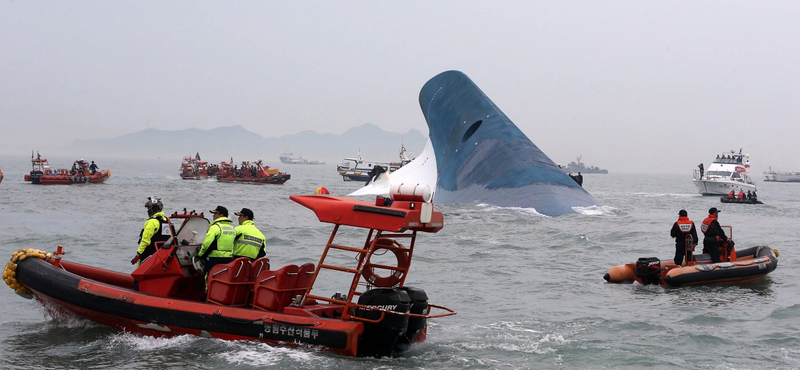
[674,245,694,265]
[702,241,722,263]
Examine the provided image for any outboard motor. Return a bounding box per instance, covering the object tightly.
[634,257,662,285]
[395,286,428,351]
[355,288,411,357]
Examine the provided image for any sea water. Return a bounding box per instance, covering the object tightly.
[1,156,799,370]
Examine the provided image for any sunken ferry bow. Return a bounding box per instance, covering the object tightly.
[5,187,455,358]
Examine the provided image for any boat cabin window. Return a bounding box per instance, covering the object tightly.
[731,172,742,181]
[706,170,732,178]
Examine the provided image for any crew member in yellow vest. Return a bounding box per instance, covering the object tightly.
[233,208,266,260]
[131,197,171,266]
[198,205,235,275]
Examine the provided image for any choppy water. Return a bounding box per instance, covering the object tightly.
[1,156,799,370]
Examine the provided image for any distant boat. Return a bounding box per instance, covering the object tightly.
[337,146,414,182]
[764,169,800,183]
[560,155,608,174]
[279,152,325,165]
[24,151,111,185]
[693,149,756,196]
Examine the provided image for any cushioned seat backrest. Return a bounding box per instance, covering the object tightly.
[252,264,299,312]
[207,257,252,306]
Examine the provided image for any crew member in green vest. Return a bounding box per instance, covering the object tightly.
[131,196,171,266]
[198,205,235,275]
[233,208,266,260]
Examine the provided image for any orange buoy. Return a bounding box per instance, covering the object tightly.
[316,186,330,195]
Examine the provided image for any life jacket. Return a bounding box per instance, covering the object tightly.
[201,218,235,259]
[700,215,716,234]
[676,217,693,233]
[728,190,735,198]
[738,192,745,199]
[137,214,171,260]
[233,220,266,259]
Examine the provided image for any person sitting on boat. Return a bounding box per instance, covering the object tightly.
[576,172,583,186]
[89,161,98,175]
[727,190,735,199]
[746,190,752,200]
[131,197,170,266]
[701,207,728,263]
[233,208,267,260]
[737,190,745,200]
[198,206,235,279]
[670,209,698,266]
[752,190,758,201]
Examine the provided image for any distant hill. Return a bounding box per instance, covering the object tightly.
[71,124,427,164]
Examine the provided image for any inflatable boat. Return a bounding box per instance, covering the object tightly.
[24,153,110,185]
[604,243,778,287]
[4,188,455,357]
[720,196,763,205]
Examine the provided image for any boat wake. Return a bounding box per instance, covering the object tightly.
[573,205,624,216]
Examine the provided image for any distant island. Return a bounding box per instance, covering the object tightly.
[72,123,427,164]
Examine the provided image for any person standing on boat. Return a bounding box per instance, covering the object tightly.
[198,205,235,275]
[131,197,170,266]
[701,207,728,263]
[233,208,266,260]
[698,163,704,179]
[89,161,98,175]
[670,209,698,266]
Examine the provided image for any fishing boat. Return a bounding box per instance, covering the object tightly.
[604,228,778,287]
[279,152,326,165]
[4,187,455,357]
[693,150,756,195]
[216,159,291,184]
[337,146,414,182]
[23,152,110,185]
[764,170,800,183]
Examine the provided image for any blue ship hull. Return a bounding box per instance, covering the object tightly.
[419,71,599,216]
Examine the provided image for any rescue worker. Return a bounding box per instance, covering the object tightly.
[131,197,171,266]
[89,161,99,175]
[198,205,235,275]
[701,207,729,263]
[233,208,267,260]
[737,190,745,200]
[728,190,735,199]
[670,209,698,265]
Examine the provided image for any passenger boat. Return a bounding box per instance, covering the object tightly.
[279,152,326,165]
[764,170,800,183]
[216,159,291,184]
[692,150,756,195]
[604,229,778,287]
[4,188,455,357]
[23,152,111,185]
[337,146,414,182]
[179,153,218,180]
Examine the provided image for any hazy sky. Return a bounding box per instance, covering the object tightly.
[2,1,798,174]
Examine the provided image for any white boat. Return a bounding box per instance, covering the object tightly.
[693,150,756,195]
[279,152,325,165]
[337,146,414,182]
[764,170,800,182]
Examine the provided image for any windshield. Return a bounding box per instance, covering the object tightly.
[706,171,731,177]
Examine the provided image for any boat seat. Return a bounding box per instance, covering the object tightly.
[694,253,711,264]
[206,257,252,306]
[252,264,299,312]
[289,263,316,306]
[250,257,271,280]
